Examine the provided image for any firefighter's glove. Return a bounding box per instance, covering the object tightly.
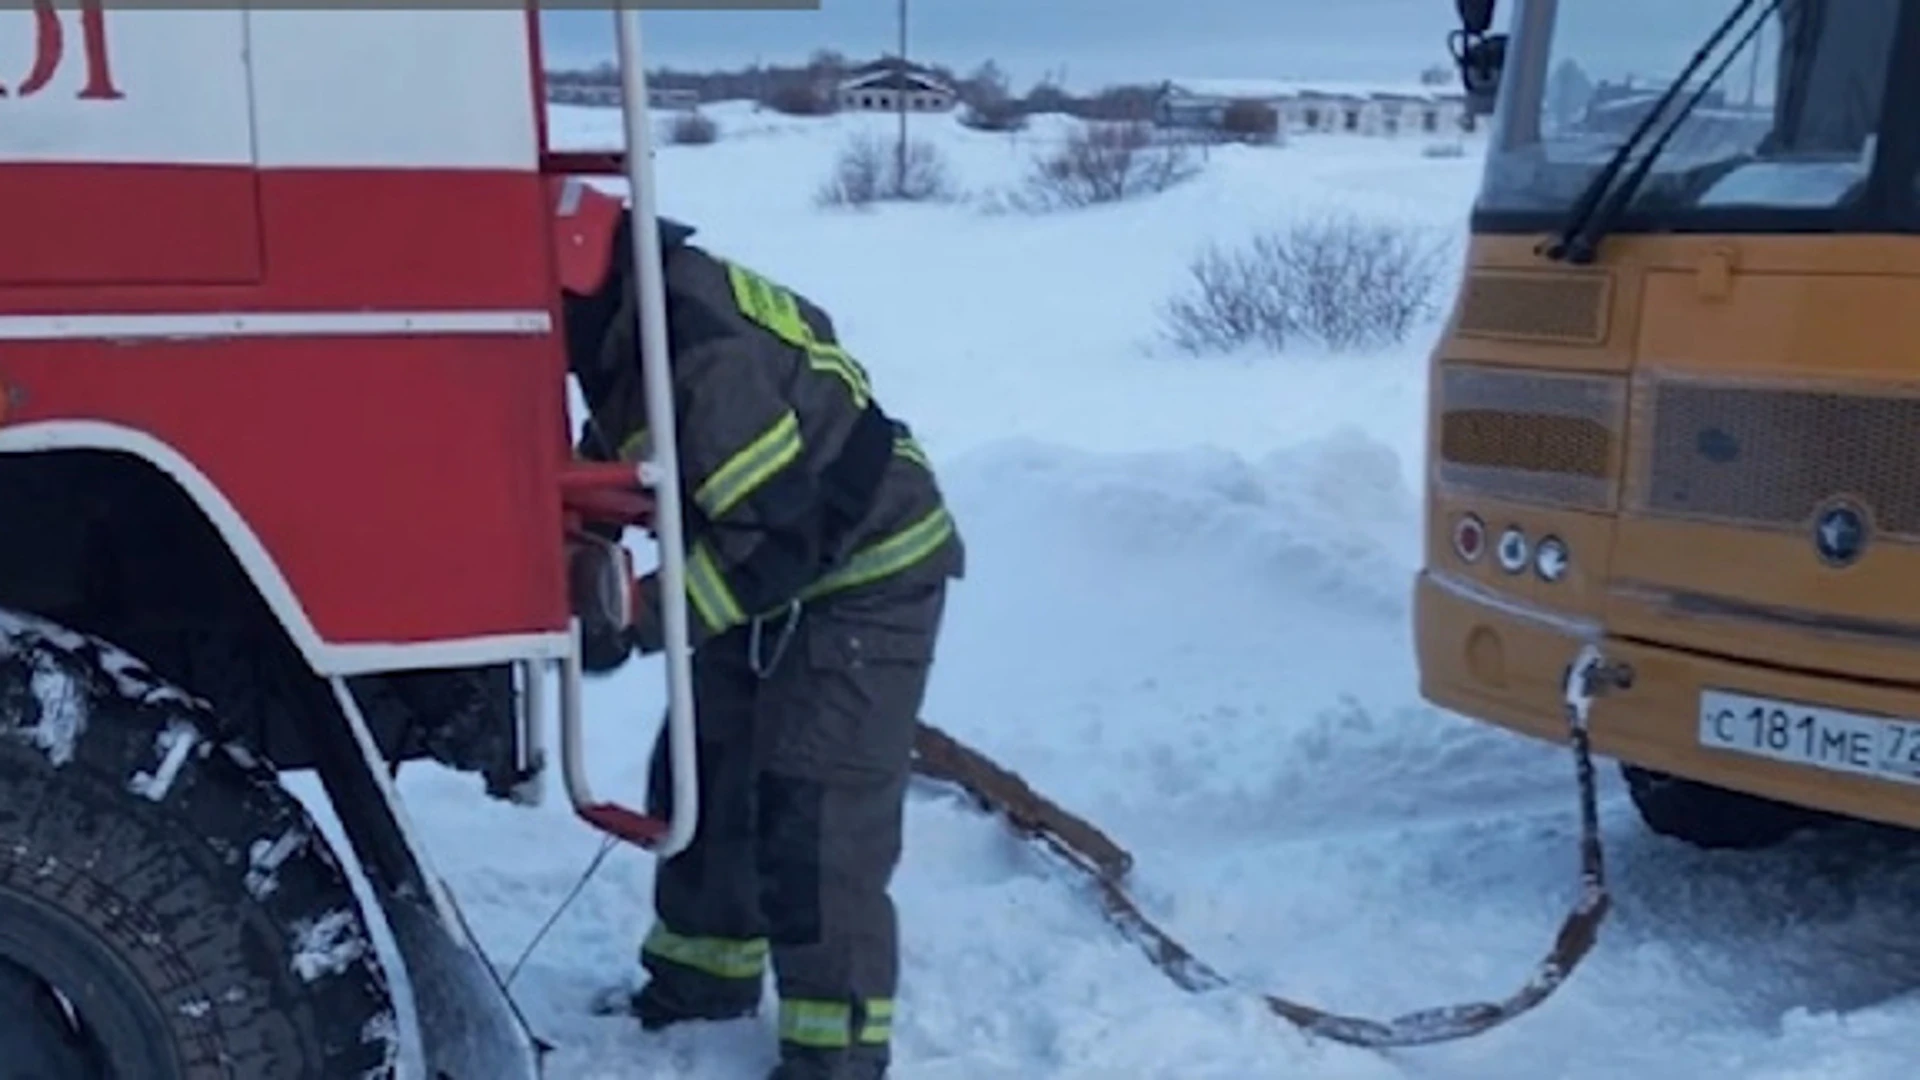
[567,534,638,675]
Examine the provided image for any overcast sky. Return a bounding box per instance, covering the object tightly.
[540,0,1464,91]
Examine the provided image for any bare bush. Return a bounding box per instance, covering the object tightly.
[960,99,1028,132]
[1162,214,1453,355]
[762,82,835,116]
[664,110,719,145]
[1010,120,1201,211]
[816,131,957,208]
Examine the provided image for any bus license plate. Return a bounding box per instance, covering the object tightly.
[1699,689,1920,785]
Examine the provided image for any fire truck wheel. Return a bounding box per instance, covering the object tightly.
[0,610,399,1079]
[1621,763,1830,851]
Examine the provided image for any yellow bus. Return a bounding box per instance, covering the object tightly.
[1421,0,1920,849]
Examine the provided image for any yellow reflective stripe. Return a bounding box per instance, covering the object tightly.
[892,434,929,471]
[616,425,649,464]
[640,925,767,980]
[804,342,871,408]
[695,410,803,518]
[724,260,872,408]
[773,998,890,1047]
[802,506,954,599]
[858,998,893,1044]
[828,342,872,391]
[779,999,852,1048]
[686,541,746,633]
[726,263,814,349]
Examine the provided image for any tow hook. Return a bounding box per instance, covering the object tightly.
[1564,644,1633,728]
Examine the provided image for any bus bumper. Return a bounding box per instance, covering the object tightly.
[1415,569,1920,831]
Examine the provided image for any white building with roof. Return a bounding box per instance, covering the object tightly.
[837,63,956,113]
[1154,77,1470,137]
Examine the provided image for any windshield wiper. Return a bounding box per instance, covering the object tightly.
[1540,0,1769,263]
[1562,1,1787,262]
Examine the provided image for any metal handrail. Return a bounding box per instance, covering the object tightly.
[614,7,699,859]
[550,9,700,861]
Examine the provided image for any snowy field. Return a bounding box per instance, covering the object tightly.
[369,102,1920,1078]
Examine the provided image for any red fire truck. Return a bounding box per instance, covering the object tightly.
[0,6,695,1076]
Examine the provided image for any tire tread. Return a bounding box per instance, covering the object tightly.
[0,610,398,1079]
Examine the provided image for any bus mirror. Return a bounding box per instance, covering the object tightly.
[1456,0,1495,35]
[1454,31,1506,115]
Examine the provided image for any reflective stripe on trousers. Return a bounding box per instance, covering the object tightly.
[779,997,893,1048]
[641,924,768,981]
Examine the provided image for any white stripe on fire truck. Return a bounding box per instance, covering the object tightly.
[0,311,553,342]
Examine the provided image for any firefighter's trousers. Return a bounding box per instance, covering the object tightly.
[639,579,946,1078]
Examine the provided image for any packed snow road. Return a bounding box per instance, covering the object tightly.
[334,104,1920,1077]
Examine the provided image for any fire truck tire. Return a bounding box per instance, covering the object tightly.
[1621,763,1830,851]
[0,610,399,1079]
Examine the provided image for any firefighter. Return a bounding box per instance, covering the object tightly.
[562,211,962,1080]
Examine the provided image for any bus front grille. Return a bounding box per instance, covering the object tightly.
[1455,270,1612,345]
[1436,364,1624,510]
[1632,375,1920,541]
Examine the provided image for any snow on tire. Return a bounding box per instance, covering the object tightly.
[0,609,399,1078]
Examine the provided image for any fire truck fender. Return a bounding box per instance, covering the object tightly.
[0,418,559,677]
[0,420,331,669]
[0,420,551,1075]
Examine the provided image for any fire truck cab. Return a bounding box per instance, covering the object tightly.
[0,7,691,1076]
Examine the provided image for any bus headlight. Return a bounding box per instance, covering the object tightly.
[1534,535,1570,583]
[1496,525,1530,573]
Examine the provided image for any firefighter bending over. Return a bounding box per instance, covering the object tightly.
[563,213,963,1080]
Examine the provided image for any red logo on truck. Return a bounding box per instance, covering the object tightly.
[1,1,122,100]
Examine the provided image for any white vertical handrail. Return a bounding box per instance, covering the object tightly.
[614,8,699,859]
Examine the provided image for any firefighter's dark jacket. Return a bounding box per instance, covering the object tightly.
[565,216,963,654]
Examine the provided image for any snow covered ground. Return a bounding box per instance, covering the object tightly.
[371,103,1920,1078]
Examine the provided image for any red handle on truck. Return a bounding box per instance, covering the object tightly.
[576,803,669,846]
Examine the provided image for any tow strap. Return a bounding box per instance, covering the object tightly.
[909,645,1630,1049]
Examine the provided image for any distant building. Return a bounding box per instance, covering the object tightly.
[1153,78,1470,138]
[837,61,956,113]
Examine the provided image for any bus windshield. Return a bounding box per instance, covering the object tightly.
[1476,0,1900,226]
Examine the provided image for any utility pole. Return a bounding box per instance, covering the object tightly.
[895,0,908,197]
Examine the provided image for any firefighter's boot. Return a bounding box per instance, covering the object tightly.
[625,978,759,1031]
